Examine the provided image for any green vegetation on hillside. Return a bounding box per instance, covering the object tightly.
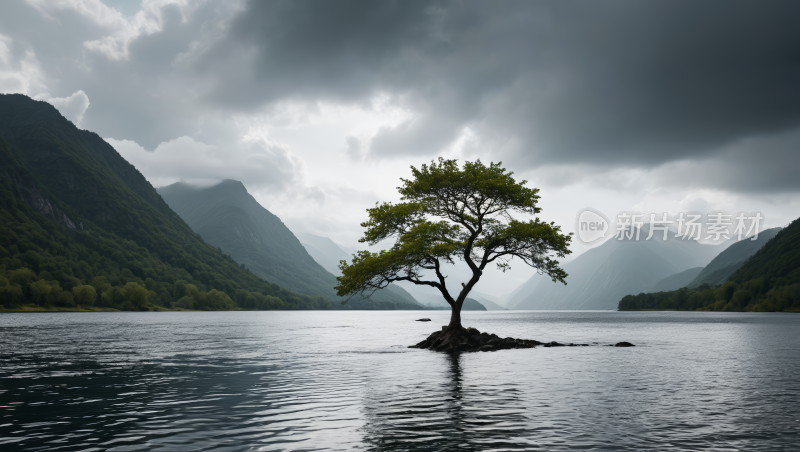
[686,227,782,288]
[158,181,335,296]
[157,181,421,309]
[0,94,333,311]
[618,219,800,313]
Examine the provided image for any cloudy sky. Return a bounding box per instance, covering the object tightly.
[1,0,799,295]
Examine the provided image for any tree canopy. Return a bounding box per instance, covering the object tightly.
[336,158,572,330]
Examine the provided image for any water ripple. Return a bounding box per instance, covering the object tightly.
[1,311,799,450]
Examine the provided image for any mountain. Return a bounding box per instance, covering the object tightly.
[504,273,544,308]
[468,293,507,310]
[402,289,488,311]
[295,232,420,305]
[501,252,583,308]
[463,298,488,311]
[731,222,799,288]
[618,218,799,312]
[512,226,727,310]
[0,93,329,310]
[686,227,782,288]
[650,267,704,292]
[158,181,332,298]
[410,292,486,310]
[295,232,349,274]
[158,182,420,309]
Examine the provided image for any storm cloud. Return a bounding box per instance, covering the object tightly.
[196,0,800,171]
[1,0,799,259]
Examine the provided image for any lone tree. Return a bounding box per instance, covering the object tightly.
[335,158,571,336]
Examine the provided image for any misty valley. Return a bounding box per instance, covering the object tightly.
[2,90,799,451]
[2,1,800,449]
[1,95,797,316]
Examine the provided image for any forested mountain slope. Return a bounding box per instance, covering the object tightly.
[158,181,421,309]
[731,221,799,288]
[0,94,330,310]
[687,227,783,288]
[619,219,800,312]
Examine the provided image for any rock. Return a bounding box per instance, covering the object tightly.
[544,341,565,347]
[416,318,431,322]
[614,342,635,347]
[409,327,543,353]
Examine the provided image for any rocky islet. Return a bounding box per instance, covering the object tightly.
[410,326,635,352]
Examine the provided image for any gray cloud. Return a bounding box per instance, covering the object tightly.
[1,0,798,197]
[196,0,800,170]
[34,90,90,127]
[651,127,800,194]
[344,136,362,160]
[0,0,240,149]
[201,0,438,107]
[108,134,305,191]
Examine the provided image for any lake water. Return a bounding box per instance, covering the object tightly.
[1,310,799,451]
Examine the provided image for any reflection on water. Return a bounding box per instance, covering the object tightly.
[1,311,799,450]
[361,353,535,451]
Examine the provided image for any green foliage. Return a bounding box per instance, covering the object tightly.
[29,279,53,305]
[158,181,418,308]
[618,217,800,313]
[175,296,196,310]
[732,218,800,287]
[336,158,571,313]
[618,279,800,312]
[72,285,97,306]
[121,282,149,309]
[0,280,24,306]
[0,94,333,311]
[686,227,782,288]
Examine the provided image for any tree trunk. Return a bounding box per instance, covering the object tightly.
[447,301,463,331]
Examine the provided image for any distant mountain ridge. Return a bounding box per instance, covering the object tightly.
[0,93,329,310]
[468,293,507,310]
[158,181,329,295]
[650,267,704,292]
[295,232,351,275]
[294,232,419,305]
[158,181,421,309]
[618,219,800,312]
[687,227,782,288]
[512,225,727,310]
[407,292,487,310]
